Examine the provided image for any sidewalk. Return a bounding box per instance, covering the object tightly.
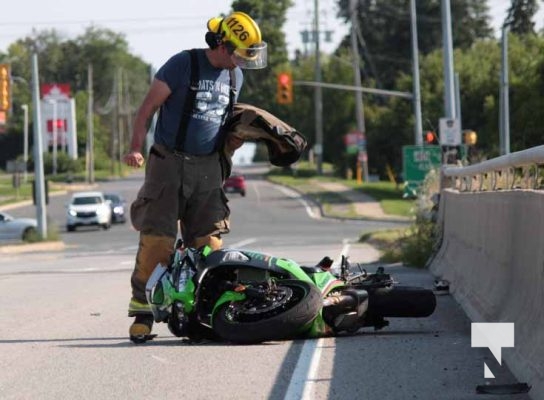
[310,180,412,223]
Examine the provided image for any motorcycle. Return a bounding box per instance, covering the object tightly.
[138,241,436,344]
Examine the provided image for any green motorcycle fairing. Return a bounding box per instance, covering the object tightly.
[169,277,197,313]
[306,270,346,338]
[154,247,346,338]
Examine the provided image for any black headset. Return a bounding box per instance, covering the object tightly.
[205,19,224,49]
[205,19,237,54]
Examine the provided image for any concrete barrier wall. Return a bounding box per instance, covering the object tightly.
[430,189,544,399]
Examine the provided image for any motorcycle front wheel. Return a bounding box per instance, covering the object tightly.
[212,280,322,344]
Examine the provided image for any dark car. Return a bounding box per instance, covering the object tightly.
[223,173,246,197]
[104,193,127,223]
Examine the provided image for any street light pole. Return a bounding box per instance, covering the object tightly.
[441,0,456,119]
[21,104,29,182]
[314,0,324,175]
[31,53,47,239]
[410,0,423,146]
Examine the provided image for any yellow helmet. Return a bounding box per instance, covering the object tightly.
[206,11,268,69]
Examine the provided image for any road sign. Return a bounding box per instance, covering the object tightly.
[439,118,461,146]
[402,145,442,197]
[344,131,365,155]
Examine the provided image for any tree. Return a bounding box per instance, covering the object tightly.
[230,0,293,114]
[0,27,151,169]
[504,0,539,35]
[335,0,493,90]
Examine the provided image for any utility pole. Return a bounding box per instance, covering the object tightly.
[500,26,510,155]
[454,72,462,128]
[350,0,369,182]
[441,0,456,119]
[31,54,47,239]
[124,69,133,147]
[410,0,423,146]
[86,63,95,183]
[21,104,29,182]
[117,68,124,176]
[314,0,324,175]
[110,71,118,176]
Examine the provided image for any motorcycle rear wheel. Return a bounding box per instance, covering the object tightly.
[368,286,436,318]
[212,280,322,344]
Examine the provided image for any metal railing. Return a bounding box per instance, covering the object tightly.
[441,145,544,192]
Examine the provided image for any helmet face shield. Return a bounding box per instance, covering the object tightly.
[232,42,267,69]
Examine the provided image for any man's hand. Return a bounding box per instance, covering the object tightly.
[225,135,244,153]
[123,151,145,168]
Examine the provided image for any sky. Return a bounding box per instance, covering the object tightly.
[1,0,543,71]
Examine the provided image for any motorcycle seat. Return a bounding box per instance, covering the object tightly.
[300,265,322,275]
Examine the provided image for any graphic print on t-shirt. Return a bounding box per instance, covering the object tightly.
[191,79,230,124]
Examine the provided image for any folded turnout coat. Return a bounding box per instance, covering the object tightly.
[221,103,308,177]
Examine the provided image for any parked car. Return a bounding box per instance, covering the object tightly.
[66,191,112,232]
[0,211,37,242]
[223,172,246,197]
[104,193,127,223]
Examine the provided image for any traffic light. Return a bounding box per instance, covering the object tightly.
[424,131,438,145]
[0,63,10,112]
[463,130,477,146]
[276,71,293,104]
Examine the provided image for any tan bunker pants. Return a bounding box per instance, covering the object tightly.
[128,145,230,316]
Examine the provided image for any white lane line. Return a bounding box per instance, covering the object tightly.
[151,355,169,364]
[285,242,350,399]
[252,179,261,203]
[275,185,319,219]
[284,338,325,400]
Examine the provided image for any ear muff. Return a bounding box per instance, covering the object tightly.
[205,31,223,49]
[205,17,224,49]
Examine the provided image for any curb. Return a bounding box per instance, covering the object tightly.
[269,180,412,223]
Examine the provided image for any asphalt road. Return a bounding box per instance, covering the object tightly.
[0,169,531,400]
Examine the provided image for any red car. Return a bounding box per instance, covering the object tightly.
[223,173,246,197]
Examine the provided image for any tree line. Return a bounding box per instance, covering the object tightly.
[0,0,542,178]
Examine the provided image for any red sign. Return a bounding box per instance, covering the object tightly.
[47,119,67,132]
[41,83,71,98]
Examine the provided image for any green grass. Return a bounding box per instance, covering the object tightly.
[343,180,414,216]
[0,164,132,206]
[268,167,436,268]
[268,172,414,218]
[358,215,439,268]
[0,176,34,205]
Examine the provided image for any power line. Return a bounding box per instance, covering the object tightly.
[0,15,209,28]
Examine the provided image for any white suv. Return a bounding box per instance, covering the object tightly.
[66,191,112,232]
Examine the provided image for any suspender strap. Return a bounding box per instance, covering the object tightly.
[175,49,199,152]
[226,69,237,121]
[215,69,237,151]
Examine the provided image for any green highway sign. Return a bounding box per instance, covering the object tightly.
[402,145,442,197]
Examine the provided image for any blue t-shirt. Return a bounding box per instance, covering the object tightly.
[154,49,243,155]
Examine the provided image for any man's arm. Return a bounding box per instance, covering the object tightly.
[123,78,171,167]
